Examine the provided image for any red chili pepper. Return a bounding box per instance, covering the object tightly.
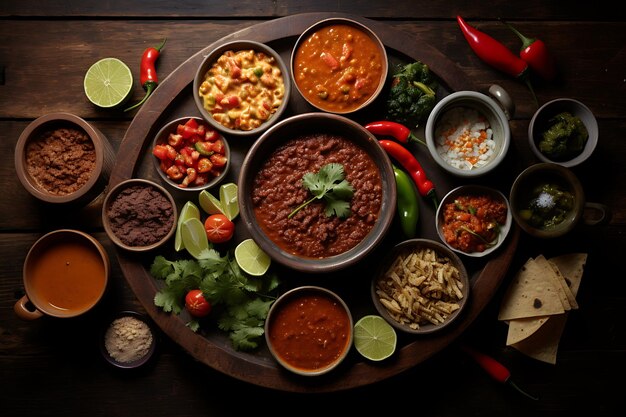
[461,344,539,401]
[456,16,537,106]
[124,38,167,112]
[378,139,437,208]
[501,20,557,81]
[364,121,426,146]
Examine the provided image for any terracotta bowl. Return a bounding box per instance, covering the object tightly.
[237,112,396,273]
[528,98,598,168]
[265,286,353,376]
[102,179,178,252]
[193,40,290,138]
[151,116,231,192]
[291,17,388,115]
[14,112,115,206]
[371,238,470,335]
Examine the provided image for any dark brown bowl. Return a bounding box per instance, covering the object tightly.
[371,238,470,335]
[238,112,396,273]
[14,112,115,206]
[102,179,178,252]
[100,311,159,370]
[193,40,290,138]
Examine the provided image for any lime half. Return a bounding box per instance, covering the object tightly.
[181,217,211,259]
[234,238,271,276]
[199,189,224,216]
[174,201,201,252]
[84,57,133,108]
[353,315,397,361]
[219,183,239,221]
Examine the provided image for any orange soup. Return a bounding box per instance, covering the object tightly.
[29,237,107,313]
[267,289,351,372]
[293,23,385,113]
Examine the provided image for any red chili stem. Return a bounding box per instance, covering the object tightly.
[378,139,437,208]
[461,344,539,401]
[365,121,427,146]
[500,19,557,81]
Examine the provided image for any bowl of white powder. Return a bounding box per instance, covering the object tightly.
[425,88,512,178]
[101,311,158,370]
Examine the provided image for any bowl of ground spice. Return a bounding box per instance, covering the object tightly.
[102,179,177,252]
[14,112,115,206]
[101,311,158,370]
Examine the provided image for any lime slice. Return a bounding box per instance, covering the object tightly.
[84,57,133,108]
[198,189,224,216]
[174,201,201,251]
[219,183,239,221]
[353,315,397,361]
[181,217,211,259]
[234,238,271,276]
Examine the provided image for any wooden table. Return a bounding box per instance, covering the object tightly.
[2,2,624,416]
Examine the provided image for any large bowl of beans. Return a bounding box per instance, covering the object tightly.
[291,17,388,115]
[14,112,115,206]
[238,112,396,273]
[193,40,290,138]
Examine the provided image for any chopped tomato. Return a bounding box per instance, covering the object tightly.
[152,144,169,160]
[168,133,184,147]
[166,165,184,180]
[197,157,213,173]
[211,138,226,154]
[195,141,214,156]
[185,289,211,317]
[209,153,227,168]
[204,214,235,243]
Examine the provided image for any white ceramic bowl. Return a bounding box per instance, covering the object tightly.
[528,98,598,168]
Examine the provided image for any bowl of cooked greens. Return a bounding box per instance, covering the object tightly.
[528,98,598,168]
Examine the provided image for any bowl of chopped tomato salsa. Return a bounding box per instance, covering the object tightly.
[151,116,230,192]
[436,185,512,257]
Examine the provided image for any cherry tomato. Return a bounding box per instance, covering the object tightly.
[204,214,235,243]
[185,289,211,317]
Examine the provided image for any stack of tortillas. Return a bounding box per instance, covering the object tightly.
[498,253,587,364]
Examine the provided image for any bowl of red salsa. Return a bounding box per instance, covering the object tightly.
[435,185,512,258]
[265,286,353,376]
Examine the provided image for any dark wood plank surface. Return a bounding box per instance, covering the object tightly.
[1,1,625,415]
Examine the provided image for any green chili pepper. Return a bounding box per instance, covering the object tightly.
[393,165,420,238]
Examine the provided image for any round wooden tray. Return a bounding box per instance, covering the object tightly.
[109,12,519,393]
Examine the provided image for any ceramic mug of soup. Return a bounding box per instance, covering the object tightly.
[14,229,110,320]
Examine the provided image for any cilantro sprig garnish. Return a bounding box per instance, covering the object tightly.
[150,250,279,351]
[288,163,354,219]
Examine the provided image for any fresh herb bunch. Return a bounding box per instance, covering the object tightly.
[150,249,280,351]
[288,162,354,219]
[386,61,438,127]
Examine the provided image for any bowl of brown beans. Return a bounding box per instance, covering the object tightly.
[14,112,115,206]
[102,179,178,252]
[193,40,290,138]
[435,185,512,258]
[371,238,470,335]
[238,112,396,273]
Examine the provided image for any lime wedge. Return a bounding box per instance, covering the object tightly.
[181,217,211,259]
[174,201,201,252]
[198,189,224,216]
[219,183,239,221]
[353,315,397,361]
[84,57,133,108]
[234,238,271,276]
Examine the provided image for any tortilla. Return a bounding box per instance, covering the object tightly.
[497,257,565,321]
[534,254,571,310]
[547,259,579,309]
[549,253,587,296]
[506,316,549,346]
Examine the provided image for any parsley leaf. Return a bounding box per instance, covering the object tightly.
[288,163,354,219]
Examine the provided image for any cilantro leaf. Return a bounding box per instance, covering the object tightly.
[289,163,354,219]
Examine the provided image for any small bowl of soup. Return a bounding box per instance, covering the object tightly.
[193,40,290,137]
[238,112,396,273]
[265,286,353,376]
[291,17,388,114]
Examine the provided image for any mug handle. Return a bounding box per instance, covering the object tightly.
[583,202,610,226]
[14,295,44,320]
[488,84,515,120]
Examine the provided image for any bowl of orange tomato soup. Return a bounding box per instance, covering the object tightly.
[435,185,512,258]
[238,112,396,273]
[291,17,388,114]
[193,40,290,137]
[265,286,353,376]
